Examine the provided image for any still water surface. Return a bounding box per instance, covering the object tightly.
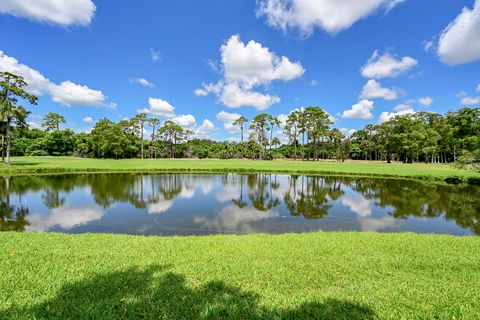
[1,173,479,236]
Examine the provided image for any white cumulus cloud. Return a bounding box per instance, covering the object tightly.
[216,110,243,133]
[196,119,216,136]
[82,116,94,123]
[0,50,110,107]
[361,51,418,78]
[0,50,50,95]
[461,96,480,105]
[0,0,96,26]
[341,100,374,120]
[256,0,404,36]
[437,0,480,65]
[219,83,280,110]
[194,88,208,96]
[221,35,304,87]
[171,114,196,130]
[418,96,433,107]
[378,104,415,123]
[138,97,176,117]
[130,78,155,88]
[360,79,398,100]
[196,35,304,110]
[49,81,107,107]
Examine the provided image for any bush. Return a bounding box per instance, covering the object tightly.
[28,149,49,156]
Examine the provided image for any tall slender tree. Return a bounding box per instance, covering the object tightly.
[133,113,148,159]
[148,117,160,158]
[233,116,248,142]
[298,110,308,160]
[284,110,301,160]
[250,114,270,160]
[267,115,281,150]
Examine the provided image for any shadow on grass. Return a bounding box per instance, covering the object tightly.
[2,265,375,319]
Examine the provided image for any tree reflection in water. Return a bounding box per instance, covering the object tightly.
[0,173,479,235]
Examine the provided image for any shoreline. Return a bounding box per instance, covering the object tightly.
[1,160,479,184]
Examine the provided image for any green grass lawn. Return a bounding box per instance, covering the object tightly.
[2,156,478,181]
[1,232,479,319]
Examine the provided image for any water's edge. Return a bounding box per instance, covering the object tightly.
[1,167,478,185]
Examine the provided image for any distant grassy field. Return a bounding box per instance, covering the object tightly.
[1,232,479,319]
[1,156,478,181]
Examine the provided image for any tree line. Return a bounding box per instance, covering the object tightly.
[1,71,479,168]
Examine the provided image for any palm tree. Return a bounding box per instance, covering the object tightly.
[271,137,281,149]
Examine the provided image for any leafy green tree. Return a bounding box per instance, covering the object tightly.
[42,112,66,132]
[304,106,332,161]
[245,138,261,160]
[43,129,75,156]
[329,128,345,161]
[0,72,37,165]
[90,118,115,158]
[446,107,480,162]
[376,120,396,163]
[159,120,183,158]
[73,132,91,157]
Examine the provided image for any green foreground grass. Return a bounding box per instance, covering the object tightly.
[1,232,479,319]
[2,156,479,181]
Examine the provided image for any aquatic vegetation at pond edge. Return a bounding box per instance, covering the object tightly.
[1,173,479,235]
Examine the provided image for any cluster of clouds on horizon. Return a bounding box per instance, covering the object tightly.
[1,0,480,137]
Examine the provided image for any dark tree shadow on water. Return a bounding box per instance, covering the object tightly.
[2,265,375,319]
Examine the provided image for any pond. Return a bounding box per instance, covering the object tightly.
[1,173,479,236]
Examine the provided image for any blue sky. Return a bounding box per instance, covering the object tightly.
[1,0,479,139]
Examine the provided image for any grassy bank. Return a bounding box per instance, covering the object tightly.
[1,156,478,182]
[1,232,479,319]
